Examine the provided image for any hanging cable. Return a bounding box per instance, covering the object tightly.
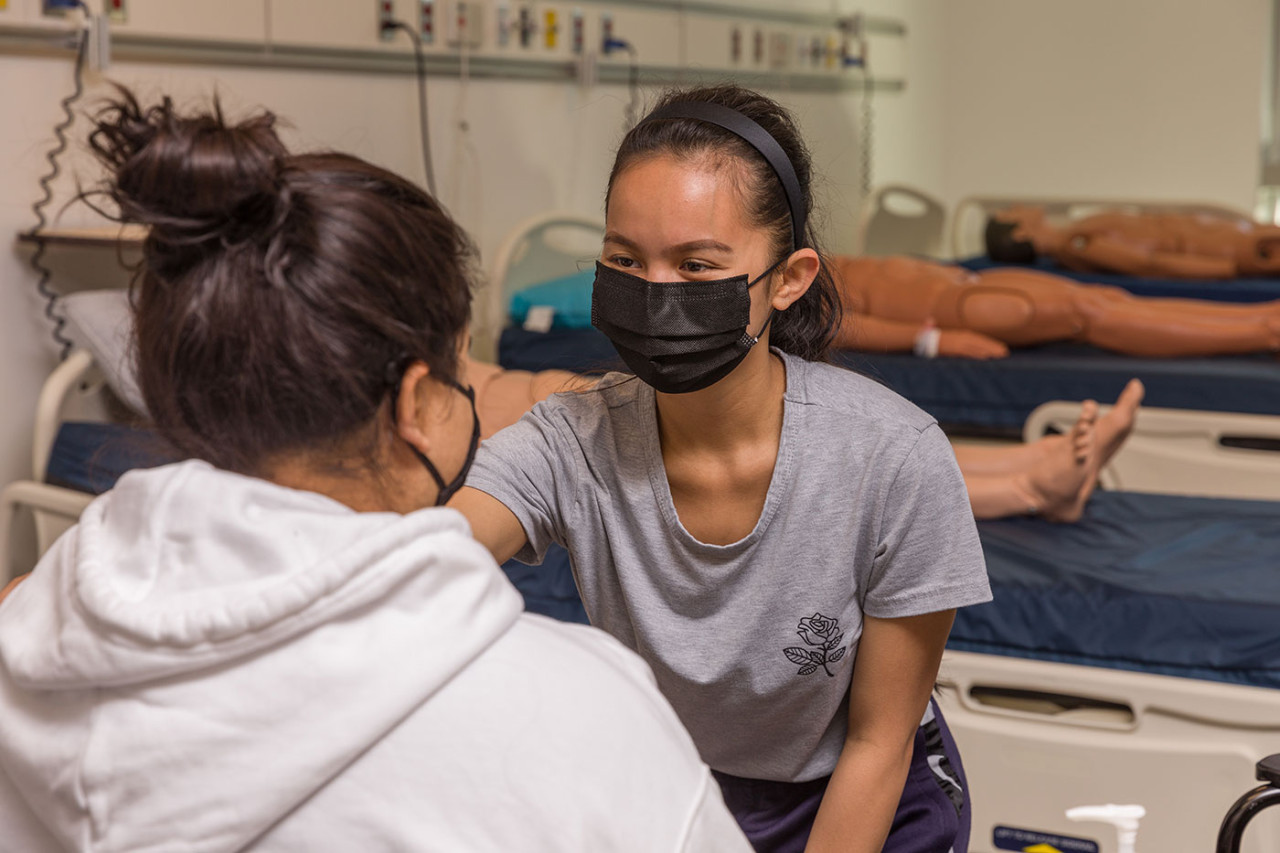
[27,0,91,361]
[859,76,873,199]
[838,14,873,199]
[604,38,641,130]
[385,20,438,198]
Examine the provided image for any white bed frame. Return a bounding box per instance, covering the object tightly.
[852,184,949,259]
[938,651,1280,853]
[476,211,605,363]
[0,349,103,582]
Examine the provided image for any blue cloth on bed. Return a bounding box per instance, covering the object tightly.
[958,254,1280,303]
[508,269,596,329]
[954,490,1280,689]
[498,326,1280,432]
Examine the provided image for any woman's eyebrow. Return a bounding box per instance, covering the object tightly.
[603,233,734,255]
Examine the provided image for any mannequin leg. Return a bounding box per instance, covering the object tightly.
[1072,288,1280,356]
[941,269,1280,356]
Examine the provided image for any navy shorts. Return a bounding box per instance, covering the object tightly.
[712,699,970,853]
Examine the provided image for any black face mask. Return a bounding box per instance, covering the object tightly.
[591,259,783,394]
[396,375,481,507]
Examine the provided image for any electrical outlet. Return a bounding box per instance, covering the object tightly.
[377,0,395,41]
[418,0,435,44]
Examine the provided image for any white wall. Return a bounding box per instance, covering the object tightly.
[935,0,1269,213]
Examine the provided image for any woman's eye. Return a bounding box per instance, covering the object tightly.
[608,256,636,268]
[681,261,710,274]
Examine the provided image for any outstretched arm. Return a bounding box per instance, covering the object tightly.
[449,486,530,565]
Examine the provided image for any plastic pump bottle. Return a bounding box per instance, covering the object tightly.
[1066,804,1146,853]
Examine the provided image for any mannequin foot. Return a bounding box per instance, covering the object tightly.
[1094,379,1144,470]
[1017,379,1144,522]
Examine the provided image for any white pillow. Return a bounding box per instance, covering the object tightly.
[61,289,148,418]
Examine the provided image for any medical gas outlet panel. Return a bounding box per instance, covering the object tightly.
[0,0,903,91]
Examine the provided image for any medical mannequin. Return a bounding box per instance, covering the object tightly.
[988,205,1280,279]
[833,255,1280,359]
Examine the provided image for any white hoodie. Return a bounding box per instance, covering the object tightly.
[0,461,749,853]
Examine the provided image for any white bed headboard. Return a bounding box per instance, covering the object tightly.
[474,211,604,362]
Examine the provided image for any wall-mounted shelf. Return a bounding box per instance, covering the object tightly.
[16,225,147,249]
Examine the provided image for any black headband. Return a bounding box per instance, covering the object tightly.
[639,102,807,252]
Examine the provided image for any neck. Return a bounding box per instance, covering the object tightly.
[654,343,787,451]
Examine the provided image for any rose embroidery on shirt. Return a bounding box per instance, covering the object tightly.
[783,613,847,677]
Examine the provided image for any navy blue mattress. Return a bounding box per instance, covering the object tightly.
[47,422,177,494]
[958,255,1280,303]
[515,491,1280,690]
[499,326,1280,433]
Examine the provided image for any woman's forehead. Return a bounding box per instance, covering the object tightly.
[606,156,753,246]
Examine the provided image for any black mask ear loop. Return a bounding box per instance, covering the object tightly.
[387,359,482,506]
[744,255,789,346]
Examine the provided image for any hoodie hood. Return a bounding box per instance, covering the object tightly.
[0,460,522,852]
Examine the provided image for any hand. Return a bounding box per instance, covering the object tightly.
[938,329,1009,359]
[0,573,30,606]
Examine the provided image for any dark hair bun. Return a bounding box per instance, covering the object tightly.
[89,86,288,247]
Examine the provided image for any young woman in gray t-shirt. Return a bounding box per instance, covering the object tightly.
[455,85,992,853]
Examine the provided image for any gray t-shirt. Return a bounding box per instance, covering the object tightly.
[467,350,991,782]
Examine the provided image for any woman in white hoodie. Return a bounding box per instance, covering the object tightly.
[0,90,750,853]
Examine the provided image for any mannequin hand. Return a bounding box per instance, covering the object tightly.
[938,330,1009,359]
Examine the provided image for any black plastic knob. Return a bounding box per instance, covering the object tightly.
[1256,755,1280,787]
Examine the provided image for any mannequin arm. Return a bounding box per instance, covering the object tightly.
[1059,235,1235,279]
[836,314,1008,359]
[835,314,921,352]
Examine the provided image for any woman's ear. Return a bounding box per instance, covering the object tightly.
[771,248,821,310]
[395,361,435,456]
